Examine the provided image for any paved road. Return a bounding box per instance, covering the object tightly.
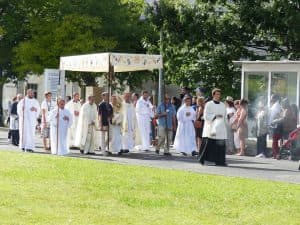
[1,128,299,184]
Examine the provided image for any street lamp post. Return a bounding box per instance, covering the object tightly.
[158,28,164,105]
[144,0,164,105]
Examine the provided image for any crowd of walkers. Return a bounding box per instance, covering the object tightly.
[6,87,300,169]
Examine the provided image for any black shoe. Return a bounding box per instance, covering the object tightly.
[26,149,34,153]
[80,150,84,154]
[21,148,25,152]
[122,149,129,153]
[181,152,187,156]
[155,149,160,154]
[118,151,123,156]
[87,152,96,155]
[163,152,172,156]
[103,151,112,156]
[191,151,199,156]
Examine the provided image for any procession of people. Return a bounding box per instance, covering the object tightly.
[7,87,300,170]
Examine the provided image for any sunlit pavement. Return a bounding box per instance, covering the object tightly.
[1,127,299,184]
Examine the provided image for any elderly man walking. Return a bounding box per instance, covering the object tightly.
[155,95,176,156]
[17,89,40,152]
[76,96,99,155]
[10,94,23,146]
[98,92,113,155]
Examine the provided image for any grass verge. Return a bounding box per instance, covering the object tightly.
[0,151,299,225]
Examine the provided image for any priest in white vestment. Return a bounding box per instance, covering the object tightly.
[49,98,73,156]
[174,95,197,155]
[65,93,81,148]
[75,96,99,155]
[199,88,227,166]
[110,95,123,154]
[135,91,154,151]
[17,89,40,152]
[121,92,136,152]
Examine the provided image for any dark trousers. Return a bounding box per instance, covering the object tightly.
[199,138,226,165]
[11,130,19,146]
[257,134,267,156]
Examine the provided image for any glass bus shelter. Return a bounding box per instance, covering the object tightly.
[234,60,300,137]
[235,60,300,108]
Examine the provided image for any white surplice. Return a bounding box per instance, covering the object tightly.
[65,100,81,146]
[75,102,99,153]
[121,102,137,151]
[49,108,73,155]
[17,97,41,150]
[135,97,153,150]
[174,104,197,154]
[202,101,227,140]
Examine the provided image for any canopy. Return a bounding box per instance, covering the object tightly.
[59,52,163,73]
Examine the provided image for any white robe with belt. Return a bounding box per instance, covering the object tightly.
[174,104,197,154]
[75,102,99,151]
[65,100,81,146]
[17,97,41,150]
[121,102,136,151]
[49,108,73,155]
[135,97,153,150]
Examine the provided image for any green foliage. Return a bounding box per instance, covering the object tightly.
[2,0,148,88]
[143,0,299,98]
[1,0,299,95]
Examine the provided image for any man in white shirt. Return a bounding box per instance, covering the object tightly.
[269,94,282,159]
[41,91,56,151]
[135,90,153,151]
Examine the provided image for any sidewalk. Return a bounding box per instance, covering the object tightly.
[0,127,299,184]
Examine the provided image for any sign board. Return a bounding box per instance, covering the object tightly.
[44,69,65,100]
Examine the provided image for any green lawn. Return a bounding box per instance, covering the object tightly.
[0,151,299,225]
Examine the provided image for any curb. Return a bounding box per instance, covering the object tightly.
[0,127,9,131]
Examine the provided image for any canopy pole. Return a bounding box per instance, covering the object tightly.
[107,62,114,153]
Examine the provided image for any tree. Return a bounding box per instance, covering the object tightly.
[232,0,300,59]
[11,0,152,89]
[143,0,300,98]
